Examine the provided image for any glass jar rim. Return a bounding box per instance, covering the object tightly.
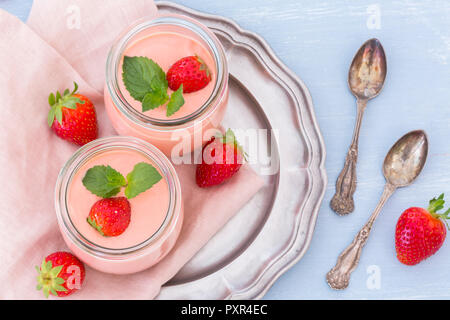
[54,136,182,258]
[105,14,228,129]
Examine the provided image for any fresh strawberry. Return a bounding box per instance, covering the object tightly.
[167,55,212,93]
[48,82,98,146]
[395,194,450,265]
[87,197,131,237]
[196,129,246,188]
[36,251,85,298]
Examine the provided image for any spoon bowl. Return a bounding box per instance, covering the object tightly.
[330,38,387,215]
[383,130,428,187]
[348,38,387,100]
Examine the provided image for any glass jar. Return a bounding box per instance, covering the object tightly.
[104,14,229,157]
[55,136,183,274]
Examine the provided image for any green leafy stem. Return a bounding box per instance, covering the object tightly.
[82,162,162,199]
[122,56,184,117]
[428,193,450,230]
[48,82,85,127]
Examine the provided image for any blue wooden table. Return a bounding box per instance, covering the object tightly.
[3,0,450,299]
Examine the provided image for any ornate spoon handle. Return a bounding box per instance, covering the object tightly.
[326,183,396,290]
[330,98,367,215]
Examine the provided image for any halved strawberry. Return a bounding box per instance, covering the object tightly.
[166,55,211,93]
[48,82,98,146]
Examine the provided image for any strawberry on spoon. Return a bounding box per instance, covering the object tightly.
[47,82,98,146]
[395,193,450,265]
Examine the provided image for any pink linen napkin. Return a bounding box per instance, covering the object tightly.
[27,0,159,92]
[0,1,264,299]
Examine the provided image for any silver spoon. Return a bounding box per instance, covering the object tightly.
[331,38,387,215]
[326,130,428,290]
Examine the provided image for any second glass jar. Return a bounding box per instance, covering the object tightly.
[104,14,229,157]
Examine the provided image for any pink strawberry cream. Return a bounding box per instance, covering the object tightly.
[120,32,216,120]
[68,150,168,249]
[55,137,183,274]
[105,15,229,157]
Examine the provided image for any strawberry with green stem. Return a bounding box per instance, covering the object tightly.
[47,82,98,146]
[196,129,246,188]
[395,193,450,265]
[36,251,85,298]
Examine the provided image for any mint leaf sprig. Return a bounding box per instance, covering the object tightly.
[82,162,162,199]
[122,56,185,116]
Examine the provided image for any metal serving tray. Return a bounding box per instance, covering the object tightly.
[156,1,327,299]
